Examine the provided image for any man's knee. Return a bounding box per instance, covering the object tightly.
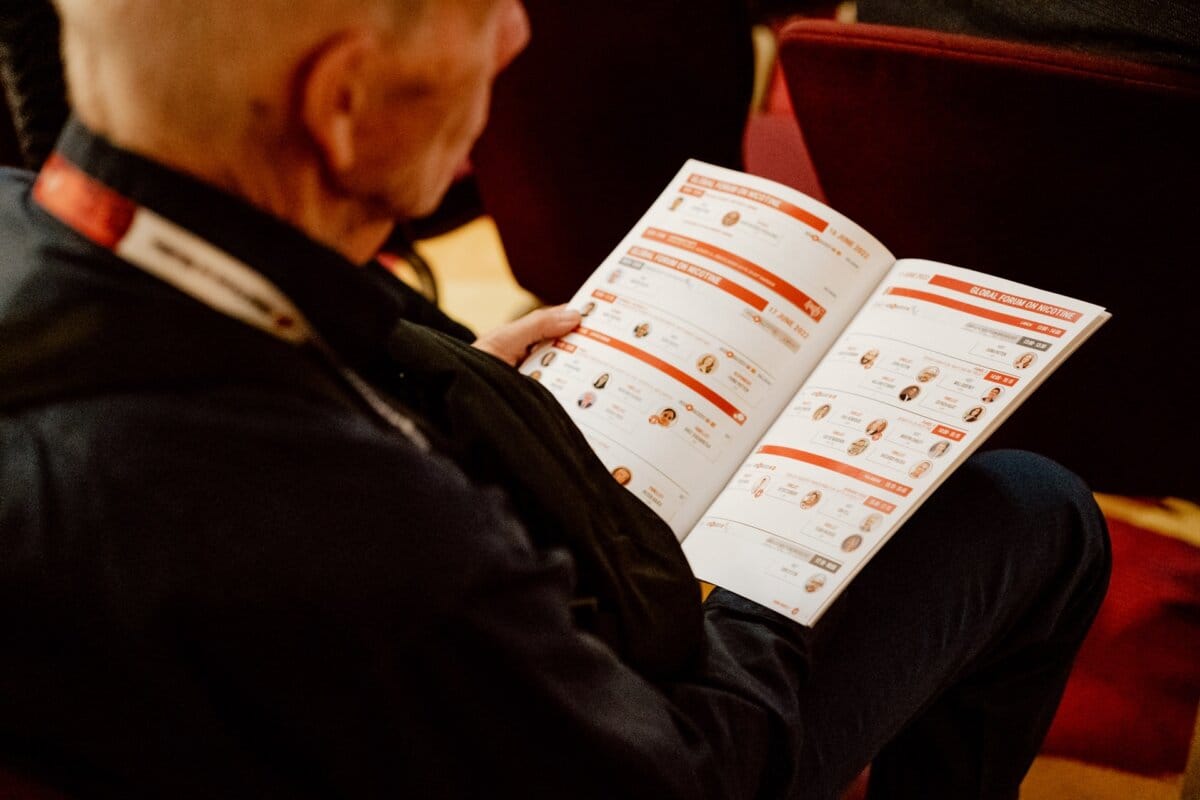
[962,448,1112,609]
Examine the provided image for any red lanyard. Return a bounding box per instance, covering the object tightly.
[34,152,429,450]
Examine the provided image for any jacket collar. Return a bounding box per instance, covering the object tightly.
[51,117,408,370]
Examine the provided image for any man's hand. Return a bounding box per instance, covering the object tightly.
[472,304,582,367]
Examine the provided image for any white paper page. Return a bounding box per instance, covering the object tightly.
[682,258,1110,625]
[520,160,894,537]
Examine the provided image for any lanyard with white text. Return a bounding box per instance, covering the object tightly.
[33,152,429,451]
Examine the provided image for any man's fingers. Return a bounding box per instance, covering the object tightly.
[507,305,580,348]
[472,304,581,366]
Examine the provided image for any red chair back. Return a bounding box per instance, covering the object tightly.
[776,19,1200,499]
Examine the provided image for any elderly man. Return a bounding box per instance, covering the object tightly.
[0,2,1110,798]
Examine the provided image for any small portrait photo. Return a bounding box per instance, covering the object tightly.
[800,489,823,510]
[1013,352,1037,370]
[528,370,543,382]
[751,475,771,499]
[916,365,940,383]
[928,440,951,458]
[841,534,864,553]
[962,406,986,423]
[898,385,921,402]
[908,460,932,479]
[669,196,684,212]
[721,210,741,227]
[577,391,597,409]
[812,403,832,421]
[804,573,827,593]
[593,372,610,390]
[539,350,557,368]
[980,386,1003,403]
[580,300,596,318]
[865,418,888,440]
[847,438,870,456]
[859,348,880,369]
[696,353,719,374]
[611,466,632,486]
[633,322,651,338]
[657,407,678,427]
[859,512,883,533]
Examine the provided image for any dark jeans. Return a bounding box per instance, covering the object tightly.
[699,449,1112,800]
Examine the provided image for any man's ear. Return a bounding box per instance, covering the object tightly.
[299,31,375,175]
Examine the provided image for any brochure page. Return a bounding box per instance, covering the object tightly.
[520,160,895,537]
[682,258,1110,625]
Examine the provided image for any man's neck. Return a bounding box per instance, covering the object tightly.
[80,118,394,266]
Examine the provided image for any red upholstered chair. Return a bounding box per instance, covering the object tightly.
[772,19,1200,502]
[468,0,757,305]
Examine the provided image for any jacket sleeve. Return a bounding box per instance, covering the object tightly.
[17,397,809,798]
[413,508,814,800]
[170,422,811,800]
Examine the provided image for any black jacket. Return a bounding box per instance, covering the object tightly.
[0,121,808,799]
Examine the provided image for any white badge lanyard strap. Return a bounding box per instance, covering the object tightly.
[34,157,430,452]
[128,208,429,450]
[120,207,429,451]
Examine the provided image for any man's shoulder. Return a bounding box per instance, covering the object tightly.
[0,223,358,423]
[10,384,492,521]
[2,385,528,609]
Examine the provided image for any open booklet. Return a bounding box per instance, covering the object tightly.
[518,159,1109,626]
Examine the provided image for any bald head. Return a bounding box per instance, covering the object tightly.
[54,0,427,149]
[49,0,529,262]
